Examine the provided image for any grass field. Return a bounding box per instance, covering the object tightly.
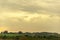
[0,32,59,40]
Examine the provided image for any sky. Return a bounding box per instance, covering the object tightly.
[0,0,60,33]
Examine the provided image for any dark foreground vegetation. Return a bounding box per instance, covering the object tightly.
[0,31,60,40]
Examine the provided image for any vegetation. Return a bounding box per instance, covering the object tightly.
[0,31,60,40]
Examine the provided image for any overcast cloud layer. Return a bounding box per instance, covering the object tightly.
[0,0,60,33]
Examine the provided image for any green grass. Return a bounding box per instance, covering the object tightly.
[0,33,59,40]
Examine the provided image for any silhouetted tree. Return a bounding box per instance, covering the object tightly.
[3,30,8,34]
[18,31,23,34]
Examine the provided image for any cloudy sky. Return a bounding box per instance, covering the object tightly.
[0,0,60,33]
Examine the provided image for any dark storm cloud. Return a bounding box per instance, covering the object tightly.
[0,0,60,14]
[0,0,45,13]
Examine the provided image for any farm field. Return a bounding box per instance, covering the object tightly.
[0,32,60,40]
